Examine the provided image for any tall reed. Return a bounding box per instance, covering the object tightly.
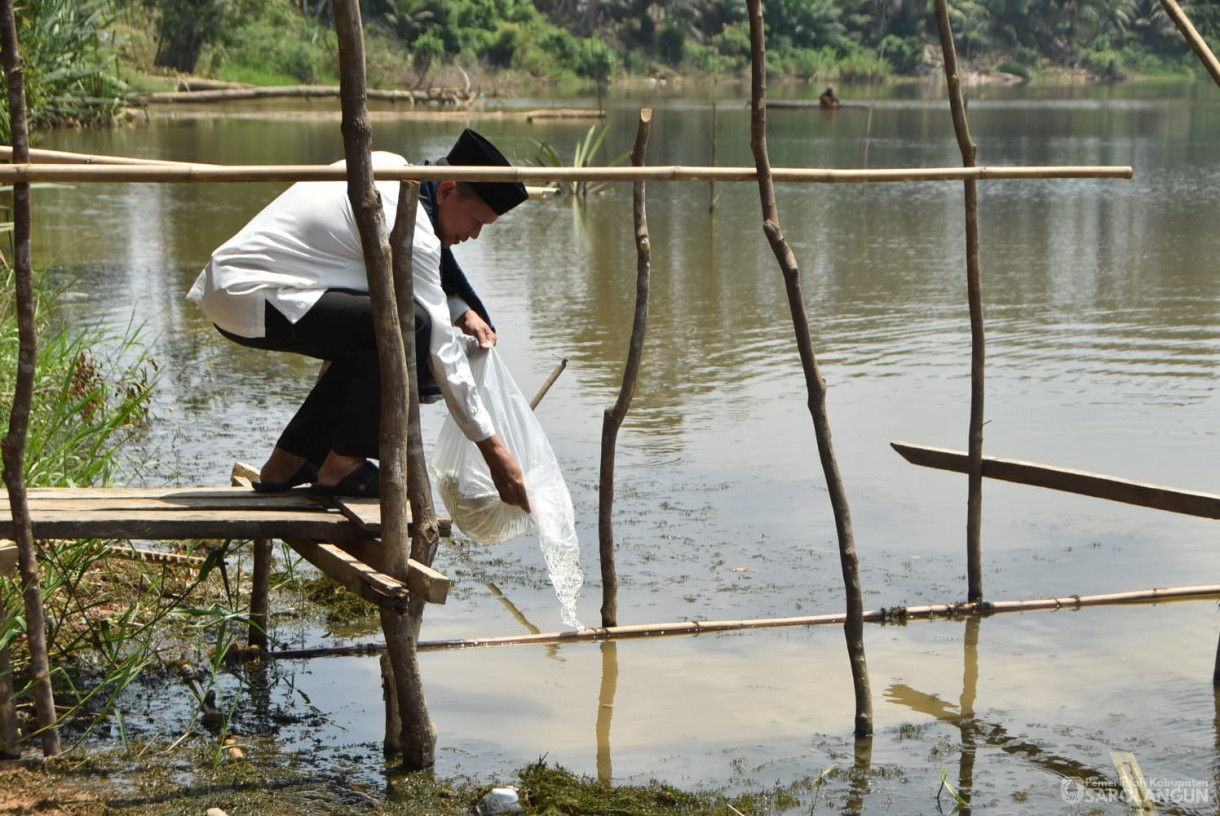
[0,272,243,753]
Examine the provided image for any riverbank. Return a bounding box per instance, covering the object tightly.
[0,748,805,815]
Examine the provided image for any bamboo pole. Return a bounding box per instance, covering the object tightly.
[709,73,720,213]
[598,108,653,629]
[0,163,1134,185]
[746,0,872,738]
[331,0,434,770]
[0,0,59,758]
[935,0,987,604]
[0,145,215,166]
[528,357,568,410]
[131,85,472,105]
[1159,0,1220,87]
[262,584,1220,657]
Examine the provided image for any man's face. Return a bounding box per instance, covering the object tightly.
[435,181,499,247]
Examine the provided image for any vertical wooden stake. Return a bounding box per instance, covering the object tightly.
[934,0,986,603]
[598,107,653,628]
[745,0,872,737]
[709,73,719,213]
[0,0,60,757]
[0,598,20,758]
[331,0,434,769]
[1213,627,1220,687]
[247,539,271,652]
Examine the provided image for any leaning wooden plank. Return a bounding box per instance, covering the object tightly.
[891,441,1220,519]
[0,539,15,576]
[283,538,408,611]
[330,538,451,604]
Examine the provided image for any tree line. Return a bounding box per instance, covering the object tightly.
[1,0,1213,137]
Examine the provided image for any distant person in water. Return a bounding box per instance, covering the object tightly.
[820,86,840,109]
[187,128,532,509]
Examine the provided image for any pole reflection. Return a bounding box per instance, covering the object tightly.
[886,616,1127,812]
[596,640,619,785]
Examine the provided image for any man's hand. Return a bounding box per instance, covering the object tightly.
[476,434,531,513]
[455,309,497,349]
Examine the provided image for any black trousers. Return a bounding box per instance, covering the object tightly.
[219,290,432,465]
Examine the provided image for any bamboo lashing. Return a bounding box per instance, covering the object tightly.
[0,162,1134,185]
[263,584,1220,658]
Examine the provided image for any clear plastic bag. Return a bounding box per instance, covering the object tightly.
[429,346,583,628]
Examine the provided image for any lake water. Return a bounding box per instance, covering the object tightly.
[25,78,1220,812]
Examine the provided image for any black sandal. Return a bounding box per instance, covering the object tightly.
[308,461,380,499]
[252,461,319,493]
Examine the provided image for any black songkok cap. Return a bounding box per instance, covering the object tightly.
[445,128,529,215]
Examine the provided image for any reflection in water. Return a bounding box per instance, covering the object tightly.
[486,581,560,663]
[885,616,1207,816]
[596,641,618,785]
[844,735,873,816]
[957,616,980,814]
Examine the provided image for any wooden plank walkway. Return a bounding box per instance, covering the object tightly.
[0,486,454,609]
[0,487,451,541]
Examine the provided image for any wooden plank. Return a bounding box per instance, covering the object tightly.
[0,486,450,544]
[19,486,265,499]
[891,441,1220,520]
[284,538,408,611]
[12,486,321,507]
[0,540,15,577]
[330,538,450,604]
[330,496,452,537]
[0,510,370,542]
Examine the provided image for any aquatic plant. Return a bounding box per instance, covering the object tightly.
[533,124,630,202]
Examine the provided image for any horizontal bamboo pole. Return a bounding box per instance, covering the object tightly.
[132,85,470,104]
[263,584,1220,658]
[0,146,215,166]
[0,161,1134,185]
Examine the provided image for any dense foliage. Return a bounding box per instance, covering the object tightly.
[0,0,1212,136]
[0,0,128,140]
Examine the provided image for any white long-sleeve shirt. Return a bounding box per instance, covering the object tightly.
[186,152,495,443]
